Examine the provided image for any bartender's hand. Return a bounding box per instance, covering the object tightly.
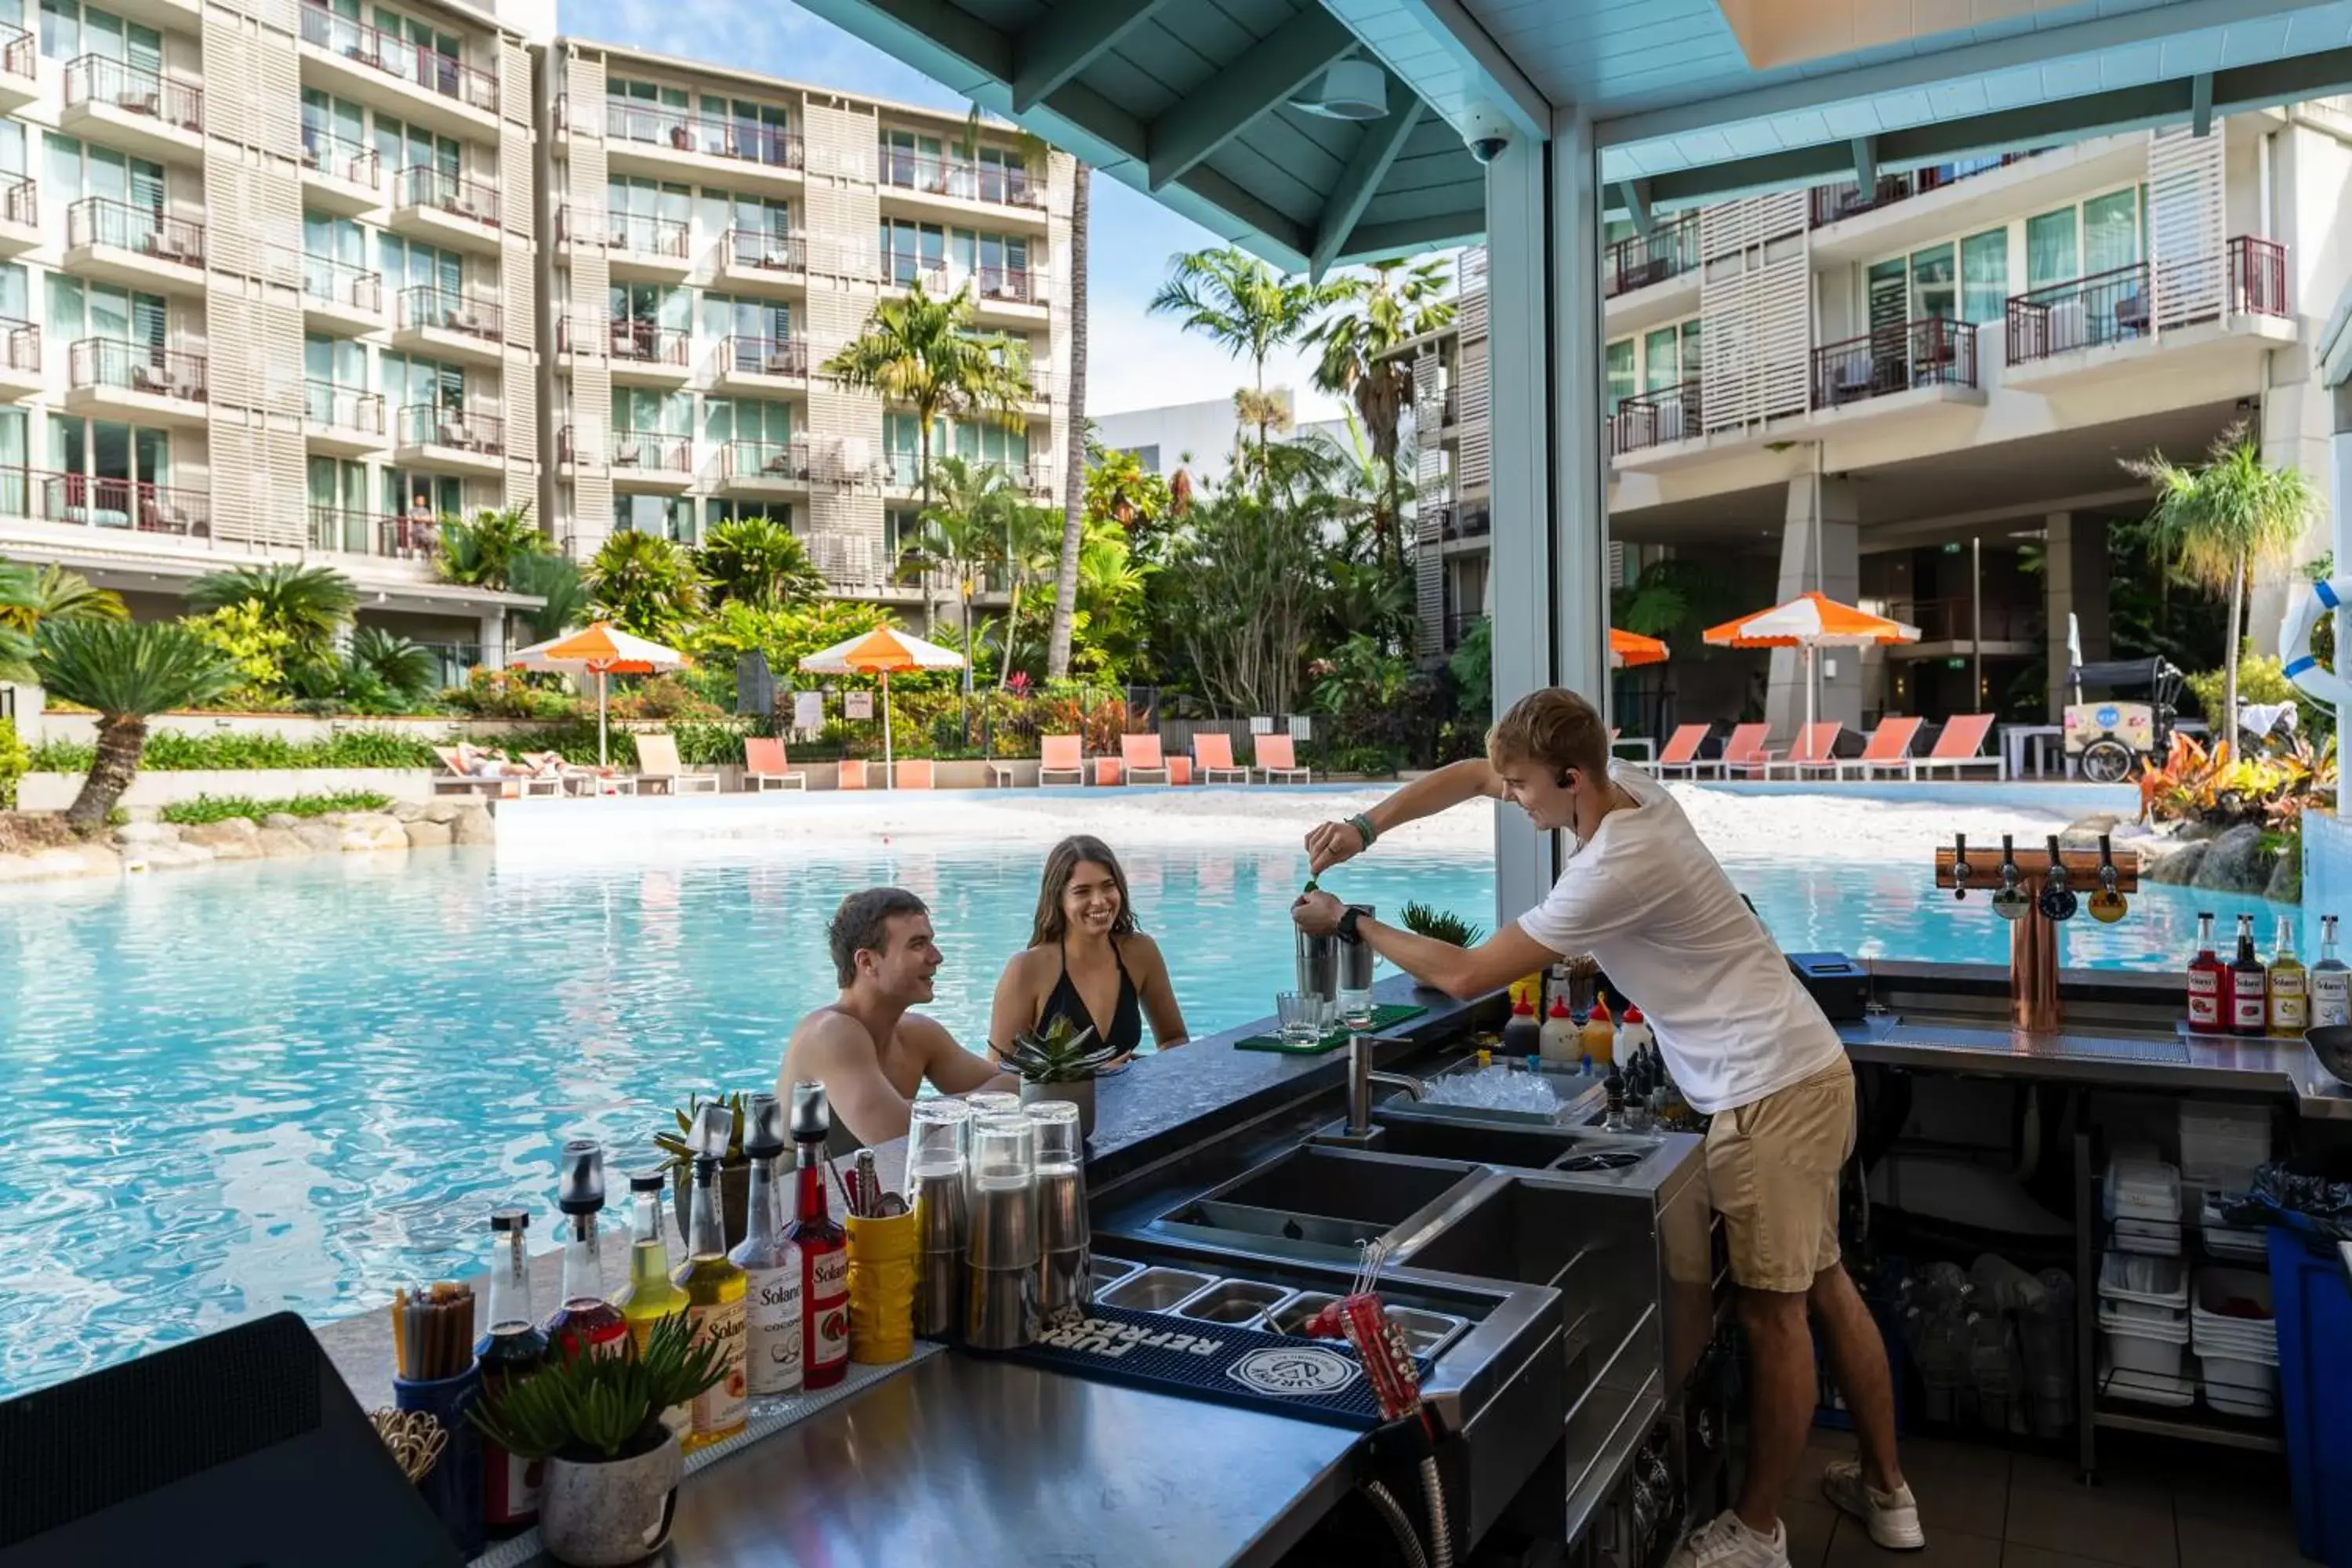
[1292,890,1345,936]
[1305,819,1367,876]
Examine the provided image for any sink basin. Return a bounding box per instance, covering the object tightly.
[1210,1144,1475,1225]
[1363,1113,1662,1176]
[1397,1178,1592,1290]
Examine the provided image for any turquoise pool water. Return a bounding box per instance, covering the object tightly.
[0,828,2285,1397]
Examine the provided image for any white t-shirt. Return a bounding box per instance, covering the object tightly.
[1516,764,1846,1115]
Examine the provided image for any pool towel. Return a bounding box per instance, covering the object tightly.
[1233,1004,1427,1054]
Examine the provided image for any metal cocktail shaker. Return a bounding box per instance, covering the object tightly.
[906,1100,971,1338]
[964,1113,1040,1349]
[1026,1102,1088,1320]
[1296,927,1340,1013]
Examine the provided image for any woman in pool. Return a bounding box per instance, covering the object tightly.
[989,835,1189,1062]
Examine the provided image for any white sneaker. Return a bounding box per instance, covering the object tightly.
[1822,1457,1926,1551]
[1667,1509,1791,1568]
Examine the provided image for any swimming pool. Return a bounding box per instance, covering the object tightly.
[0,810,2284,1396]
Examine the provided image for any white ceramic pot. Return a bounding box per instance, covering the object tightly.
[540,1432,683,1567]
[1019,1076,1096,1138]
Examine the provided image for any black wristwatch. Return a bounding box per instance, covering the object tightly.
[1337,906,1365,943]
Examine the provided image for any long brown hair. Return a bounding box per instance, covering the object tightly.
[1029,836,1139,947]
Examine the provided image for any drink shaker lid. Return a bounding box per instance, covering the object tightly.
[627,1167,667,1194]
[790,1080,831,1142]
[745,1091,787,1156]
[490,1206,528,1232]
[689,1102,734,1163]
[558,1138,605,1214]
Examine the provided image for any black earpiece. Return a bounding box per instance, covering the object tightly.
[1557,770,1573,789]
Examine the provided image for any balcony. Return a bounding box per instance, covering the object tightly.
[64,198,205,293]
[66,339,207,426]
[606,320,690,386]
[584,427,696,490]
[35,471,208,537]
[1882,596,2044,655]
[971,265,1046,321]
[877,147,1046,222]
[715,228,806,293]
[394,285,504,365]
[600,209,693,282]
[0,318,39,399]
[309,506,397,554]
[2003,238,2295,390]
[1809,156,2034,228]
[377,512,441,561]
[0,24,36,111]
[394,404,504,474]
[296,4,499,136]
[598,99,804,190]
[711,333,809,395]
[1602,215,1700,300]
[389,166,502,252]
[299,131,381,216]
[1810,318,1983,422]
[303,382,386,457]
[0,176,38,259]
[301,253,384,336]
[1608,381,1700,459]
[718,437,813,496]
[63,56,204,163]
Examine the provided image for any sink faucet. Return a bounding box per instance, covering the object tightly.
[1347,1033,1428,1138]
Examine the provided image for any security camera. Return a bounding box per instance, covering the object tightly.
[1461,104,1511,165]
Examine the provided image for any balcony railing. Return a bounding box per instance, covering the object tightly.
[2005,238,2294,365]
[877,147,1044,210]
[1608,381,1700,456]
[1809,154,2034,227]
[66,197,204,267]
[1441,610,1485,652]
[0,23,34,80]
[65,55,203,136]
[721,334,808,378]
[609,319,688,367]
[602,99,803,169]
[301,129,378,188]
[882,449,920,488]
[0,173,32,228]
[394,165,499,229]
[974,265,1038,305]
[2226,235,2291,318]
[725,437,811,482]
[1442,505,1490,542]
[1886,597,2045,645]
[1602,215,1700,299]
[397,404,502,456]
[724,227,805,273]
[70,338,206,402]
[38,470,208,535]
[378,511,440,559]
[611,428,691,473]
[298,4,498,114]
[0,317,37,373]
[1813,317,1977,407]
[399,285,503,342]
[304,381,383,435]
[605,209,691,260]
[303,252,382,314]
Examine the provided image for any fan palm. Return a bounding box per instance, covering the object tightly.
[1305,256,1454,569]
[698,517,825,608]
[348,626,437,698]
[0,561,127,637]
[589,531,706,641]
[2122,423,2321,753]
[1149,247,1338,459]
[435,503,548,590]
[186,564,357,662]
[35,619,237,829]
[509,554,590,644]
[822,281,1031,514]
[996,500,1062,690]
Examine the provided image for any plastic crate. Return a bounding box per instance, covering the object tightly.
[2269,1221,2352,1566]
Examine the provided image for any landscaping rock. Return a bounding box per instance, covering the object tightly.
[263,812,300,829]
[452,805,494,846]
[2144,839,2208,887]
[338,813,410,853]
[2058,812,2126,848]
[403,818,452,848]
[0,844,119,882]
[256,827,308,858]
[390,801,427,823]
[292,820,344,854]
[2267,849,2303,906]
[2190,825,2271,895]
[423,800,466,824]
[113,821,179,848]
[180,818,261,858]
[126,840,217,873]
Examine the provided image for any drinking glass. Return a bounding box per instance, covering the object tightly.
[1337,905,1377,1028]
[1025,1101,1082,1170]
[1276,991,1324,1045]
[964,1091,1021,1119]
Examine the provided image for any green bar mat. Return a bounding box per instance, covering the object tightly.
[1233,1003,1427,1054]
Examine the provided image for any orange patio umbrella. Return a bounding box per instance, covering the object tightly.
[510,621,690,767]
[1610,627,1670,668]
[797,626,965,789]
[1702,591,1920,731]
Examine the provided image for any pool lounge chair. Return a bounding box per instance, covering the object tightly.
[1120,732,1171,784]
[1036,735,1085,787]
[1652,724,1711,779]
[893,759,935,789]
[1762,722,1844,779]
[433,745,564,799]
[1837,716,1925,779]
[1192,731,1249,784]
[517,750,635,797]
[1252,733,1311,784]
[634,733,722,795]
[1907,713,2002,779]
[743,736,806,791]
[1707,722,1773,779]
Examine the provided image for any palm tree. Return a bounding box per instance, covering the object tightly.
[698,516,825,608]
[1148,246,1336,458]
[1305,256,1454,570]
[35,619,236,830]
[904,455,1013,704]
[589,532,706,641]
[1046,160,1091,681]
[435,503,548,590]
[996,500,1062,690]
[186,564,357,663]
[0,561,126,637]
[822,280,1031,516]
[2123,422,2322,751]
[347,626,437,699]
[508,554,590,644]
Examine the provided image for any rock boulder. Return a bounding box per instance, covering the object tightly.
[263,812,300,829]
[2189,824,2272,895]
[403,818,452,848]
[423,800,466,824]
[113,821,180,848]
[338,813,411,853]
[390,801,427,823]
[181,818,262,859]
[256,827,309,858]
[292,820,344,854]
[452,806,494,846]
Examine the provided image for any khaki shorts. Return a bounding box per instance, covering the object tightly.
[1706,1062,1857,1294]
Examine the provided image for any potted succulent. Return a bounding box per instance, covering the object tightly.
[470,1312,726,1567]
[655,1091,750,1248]
[1401,902,1485,996]
[1002,1016,1123,1138]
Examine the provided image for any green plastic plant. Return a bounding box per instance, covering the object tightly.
[653,1091,747,1175]
[1400,902,1485,948]
[470,1311,725,1463]
[1000,1015,1123,1084]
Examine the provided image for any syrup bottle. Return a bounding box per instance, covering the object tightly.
[476,1209,546,1536]
[1581,993,1616,1068]
[787,1082,850,1390]
[1501,993,1542,1057]
[2185,912,2225,1033]
[2313,915,2352,1028]
[545,1141,627,1363]
[2270,916,2309,1037]
[2229,913,2269,1038]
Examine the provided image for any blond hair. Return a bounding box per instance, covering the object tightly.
[1486,688,1610,781]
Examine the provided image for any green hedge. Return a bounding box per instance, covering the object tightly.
[29,729,441,772]
[158,791,393,825]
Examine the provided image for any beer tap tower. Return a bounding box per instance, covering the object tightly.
[1933,833,2137,1032]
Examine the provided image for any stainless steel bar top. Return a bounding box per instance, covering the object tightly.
[510,1353,1363,1568]
[1839,1014,2352,1120]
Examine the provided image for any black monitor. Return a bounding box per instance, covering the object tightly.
[0,1312,463,1568]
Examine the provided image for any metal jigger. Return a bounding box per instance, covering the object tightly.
[557,1139,605,1216]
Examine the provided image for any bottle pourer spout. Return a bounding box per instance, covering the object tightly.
[745,1091,787,1158]
[790,1080,831,1143]
[558,1138,605,1214]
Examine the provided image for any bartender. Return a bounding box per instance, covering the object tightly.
[1292,688,1922,1568]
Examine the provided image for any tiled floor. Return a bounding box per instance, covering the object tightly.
[1774,1432,2305,1568]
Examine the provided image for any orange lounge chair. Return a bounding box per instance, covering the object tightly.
[1837,716,1925,779]
[1907,713,2002,779]
[634,732,721,794]
[1651,724,1712,779]
[1120,732,1171,784]
[1091,755,1123,786]
[1037,734,1084,787]
[743,735,806,791]
[1706,722,1772,779]
[1762,722,1844,779]
[434,744,564,798]
[893,758,935,789]
[1192,731,1248,784]
[1253,733,1310,783]
[838,759,867,789]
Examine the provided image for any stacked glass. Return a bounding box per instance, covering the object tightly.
[1026,1102,1088,1319]
[906,1099,972,1339]
[964,1112,1041,1349]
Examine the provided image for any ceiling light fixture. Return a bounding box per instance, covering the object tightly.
[1290,60,1386,121]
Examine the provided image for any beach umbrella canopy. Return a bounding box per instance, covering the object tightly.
[797,626,965,788]
[1610,627,1670,669]
[511,620,690,767]
[1702,592,1919,729]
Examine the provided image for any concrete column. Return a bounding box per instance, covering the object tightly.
[1766,474,1858,735]
[478,610,508,671]
[2043,511,2109,718]
[2335,383,2352,579]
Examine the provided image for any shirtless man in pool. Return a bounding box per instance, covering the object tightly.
[780,887,1017,1149]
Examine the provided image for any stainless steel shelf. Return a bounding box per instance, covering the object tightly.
[2092,1405,2285,1454]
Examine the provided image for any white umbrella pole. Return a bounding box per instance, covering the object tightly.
[598,670,609,768]
[1804,644,1817,733]
[882,670,894,790]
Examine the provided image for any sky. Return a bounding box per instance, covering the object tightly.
[564,0,1348,423]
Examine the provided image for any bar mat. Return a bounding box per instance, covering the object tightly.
[466,1344,941,1567]
[1234,1004,1428,1054]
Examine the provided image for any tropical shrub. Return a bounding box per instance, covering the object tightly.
[508,552,590,643]
[0,714,27,808]
[187,564,358,664]
[159,791,391,824]
[2138,730,2337,828]
[30,729,441,773]
[590,531,706,641]
[34,620,238,828]
[2183,646,2332,746]
[435,504,549,590]
[445,668,579,720]
[697,517,825,608]
[182,604,296,704]
[604,675,725,722]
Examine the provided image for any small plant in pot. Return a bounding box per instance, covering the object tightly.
[1001,1016,1123,1138]
[1401,902,1484,994]
[654,1091,749,1247]
[470,1312,725,1566]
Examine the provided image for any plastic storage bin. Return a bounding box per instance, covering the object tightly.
[2269,1223,2352,1567]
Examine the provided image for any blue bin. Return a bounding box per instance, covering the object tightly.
[2268,1221,2352,1566]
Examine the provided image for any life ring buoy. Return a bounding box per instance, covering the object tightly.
[2281,577,2352,713]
